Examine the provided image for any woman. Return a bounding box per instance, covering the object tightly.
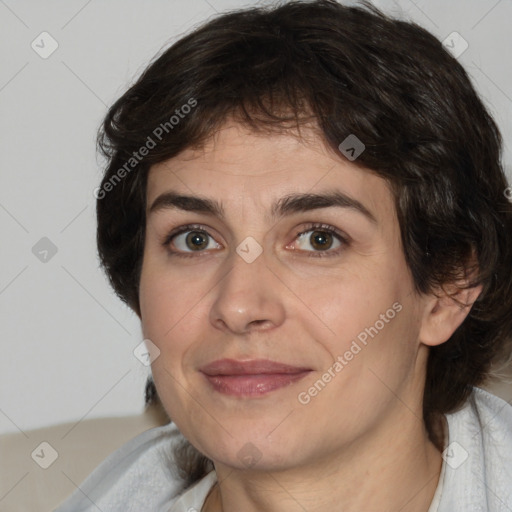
[56,1,512,510]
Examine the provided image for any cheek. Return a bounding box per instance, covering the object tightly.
[139,264,207,417]
[139,261,197,353]
[296,297,419,437]
[302,266,402,344]
[301,259,418,394]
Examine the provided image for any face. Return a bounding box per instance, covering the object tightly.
[139,122,431,473]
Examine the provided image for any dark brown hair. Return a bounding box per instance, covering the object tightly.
[96,0,512,490]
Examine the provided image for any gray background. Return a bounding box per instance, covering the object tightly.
[1,0,511,436]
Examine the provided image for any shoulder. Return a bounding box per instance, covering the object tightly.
[471,386,512,432]
[454,386,512,451]
[54,422,187,511]
[440,387,512,511]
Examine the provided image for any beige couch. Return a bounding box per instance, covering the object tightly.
[0,403,169,512]
[1,379,511,512]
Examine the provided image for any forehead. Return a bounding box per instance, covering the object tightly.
[146,122,395,223]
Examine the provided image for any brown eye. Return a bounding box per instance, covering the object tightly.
[295,229,341,253]
[185,231,209,251]
[290,223,348,258]
[309,230,334,250]
[165,225,222,256]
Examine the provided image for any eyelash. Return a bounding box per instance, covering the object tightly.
[162,222,350,259]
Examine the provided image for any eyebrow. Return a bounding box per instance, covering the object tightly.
[148,190,377,224]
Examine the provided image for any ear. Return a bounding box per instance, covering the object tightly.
[418,266,483,348]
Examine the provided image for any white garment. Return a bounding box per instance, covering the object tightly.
[54,387,512,511]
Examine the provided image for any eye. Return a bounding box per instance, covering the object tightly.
[163,224,221,257]
[163,222,349,259]
[288,223,349,258]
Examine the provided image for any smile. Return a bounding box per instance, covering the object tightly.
[199,359,313,397]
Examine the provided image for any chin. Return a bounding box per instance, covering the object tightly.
[198,425,306,472]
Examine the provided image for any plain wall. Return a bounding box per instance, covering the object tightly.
[1,0,511,436]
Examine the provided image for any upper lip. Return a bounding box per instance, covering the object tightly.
[199,358,312,376]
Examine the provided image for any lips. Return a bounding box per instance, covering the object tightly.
[199,359,312,397]
[199,358,311,376]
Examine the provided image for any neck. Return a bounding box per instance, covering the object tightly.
[203,408,444,512]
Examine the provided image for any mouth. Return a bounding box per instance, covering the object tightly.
[199,358,312,397]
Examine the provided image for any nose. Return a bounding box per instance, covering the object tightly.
[209,246,286,335]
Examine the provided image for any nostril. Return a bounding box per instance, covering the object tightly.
[249,319,270,329]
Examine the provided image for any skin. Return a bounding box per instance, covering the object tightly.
[139,121,481,512]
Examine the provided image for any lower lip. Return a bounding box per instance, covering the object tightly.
[202,372,311,397]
